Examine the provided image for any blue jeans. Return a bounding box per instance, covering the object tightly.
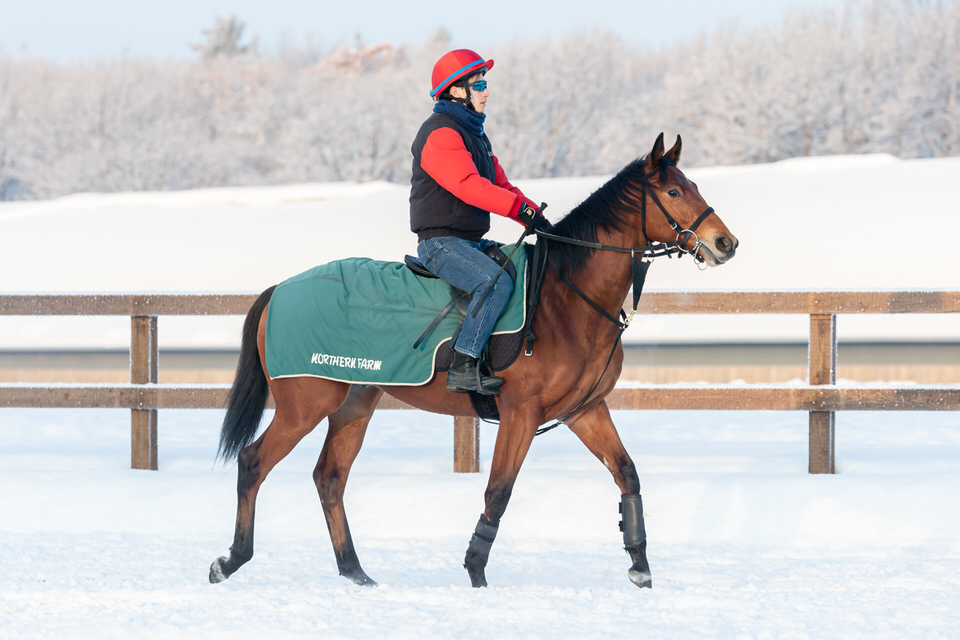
[417,236,514,359]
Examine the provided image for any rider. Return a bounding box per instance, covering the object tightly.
[410,48,552,395]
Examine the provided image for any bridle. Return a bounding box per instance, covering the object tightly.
[534,156,716,323]
[526,156,716,435]
[639,157,716,271]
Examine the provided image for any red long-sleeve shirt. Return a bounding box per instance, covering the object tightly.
[419,126,535,222]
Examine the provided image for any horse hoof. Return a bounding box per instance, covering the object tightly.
[464,550,489,587]
[628,568,652,589]
[465,567,488,588]
[209,557,229,584]
[341,569,378,587]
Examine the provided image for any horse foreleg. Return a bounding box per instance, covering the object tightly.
[314,385,382,586]
[567,400,652,589]
[210,378,349,584]
[464,404,538,588]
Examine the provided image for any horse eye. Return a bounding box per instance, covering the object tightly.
[668,189,681,198]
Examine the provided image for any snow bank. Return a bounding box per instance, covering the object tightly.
[2,154,958,349]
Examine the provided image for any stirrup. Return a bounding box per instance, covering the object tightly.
[447,353,503,395]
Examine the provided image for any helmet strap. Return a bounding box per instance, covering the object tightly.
[447,79,476,112]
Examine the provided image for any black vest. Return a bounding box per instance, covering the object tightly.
[409,112,496,243]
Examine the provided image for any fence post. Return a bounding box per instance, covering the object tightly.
[131,315,158,470]
[453,416,480,473]
[808,313,836,474]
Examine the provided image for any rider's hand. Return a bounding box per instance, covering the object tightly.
[517,201,553,233]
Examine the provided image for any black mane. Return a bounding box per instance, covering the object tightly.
[545,156,653,274]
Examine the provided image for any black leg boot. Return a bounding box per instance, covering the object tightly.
[620,493,652,588]
[447,351,503,395]
[463,514,499,587]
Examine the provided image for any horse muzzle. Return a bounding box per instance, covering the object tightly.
[698,233,738,266]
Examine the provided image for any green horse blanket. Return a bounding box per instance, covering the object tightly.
[264,244,528,385]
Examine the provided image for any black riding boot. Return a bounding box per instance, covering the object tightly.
[447,350,503,395]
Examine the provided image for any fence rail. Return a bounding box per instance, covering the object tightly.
[2,292,958,474]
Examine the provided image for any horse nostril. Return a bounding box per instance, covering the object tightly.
[716,235,734,255]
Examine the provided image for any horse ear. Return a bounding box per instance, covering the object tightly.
[650,132,665,166]
[666,134,682,164]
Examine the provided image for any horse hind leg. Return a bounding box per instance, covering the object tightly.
[314,384,383,586]
[210,377,350,583]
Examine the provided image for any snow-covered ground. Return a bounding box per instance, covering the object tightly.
[1,407,959,639]
[2,154,959,638]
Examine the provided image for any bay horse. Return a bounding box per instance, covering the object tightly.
[209,133,738,589]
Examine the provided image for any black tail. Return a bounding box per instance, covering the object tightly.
[217,285,276,462]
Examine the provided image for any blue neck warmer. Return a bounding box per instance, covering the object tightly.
[434,99,486,137]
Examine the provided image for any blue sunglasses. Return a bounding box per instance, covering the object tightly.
[468,80,488,92]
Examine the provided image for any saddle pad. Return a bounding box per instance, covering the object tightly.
[265,244,528,385]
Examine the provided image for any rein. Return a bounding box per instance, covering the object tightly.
[530,159,715,436]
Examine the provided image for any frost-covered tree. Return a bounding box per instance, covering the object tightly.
[0,0,957,199]
[191,16,258,59]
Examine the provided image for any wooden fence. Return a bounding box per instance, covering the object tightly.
[1,292,958,474]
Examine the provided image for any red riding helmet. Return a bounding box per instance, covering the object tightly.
[430,49,494,99]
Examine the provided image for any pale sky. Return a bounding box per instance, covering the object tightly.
[1,0,838,61]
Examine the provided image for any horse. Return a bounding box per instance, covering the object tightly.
[209,133,738,589]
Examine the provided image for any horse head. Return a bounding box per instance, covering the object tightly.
[642,133,738,266]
